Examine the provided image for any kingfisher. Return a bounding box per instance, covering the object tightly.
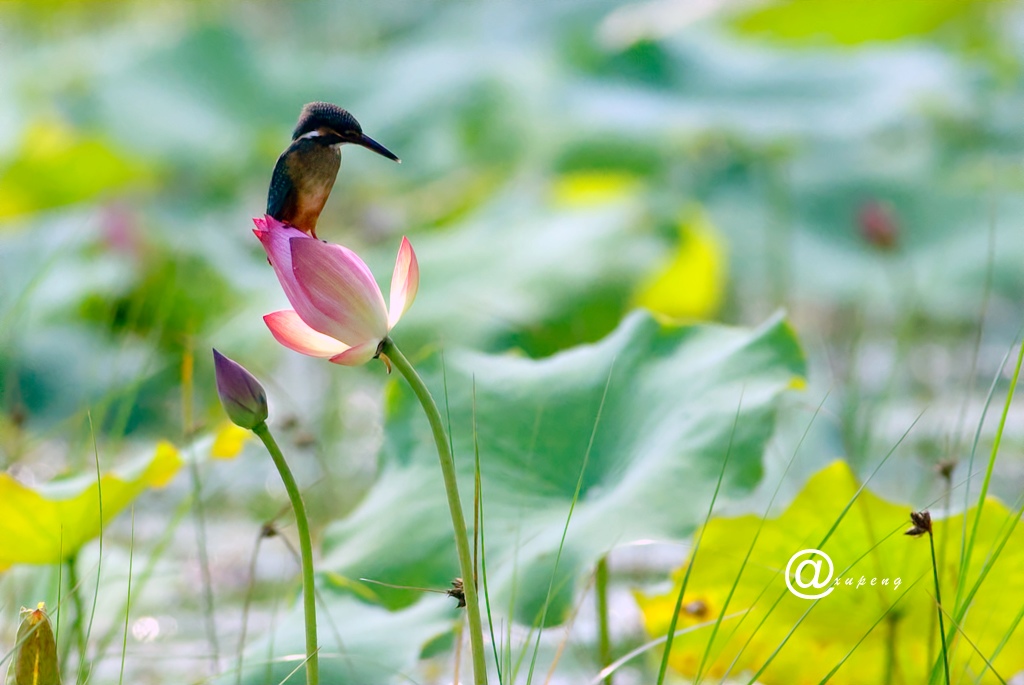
[267,102,399,238]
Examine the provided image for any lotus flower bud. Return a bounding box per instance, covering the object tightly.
[213,349,268,430]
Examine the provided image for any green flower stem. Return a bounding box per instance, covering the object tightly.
[67,556,88,667]
[928,529,950,685]
[383,338,488,685]
[595,556,613,685]
[253,422,319,685]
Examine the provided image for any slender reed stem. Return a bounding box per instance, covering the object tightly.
[82,412,104,685]
[236,528,266,685]
[928,529,950,685]
[252,422,319,685]
[55,533,64,657]
[929,468,952,673]
[883,613,896,685]
[595,556,612,685]
[67,556,87,672]
[184,357,221,671]
[118,508,135,685]
[383,338,488,685]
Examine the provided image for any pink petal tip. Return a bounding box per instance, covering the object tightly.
[387,236,419,330]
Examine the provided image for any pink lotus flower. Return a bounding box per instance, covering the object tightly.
[254,216,419,366]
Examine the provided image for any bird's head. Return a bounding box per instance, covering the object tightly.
[292,102,400,162]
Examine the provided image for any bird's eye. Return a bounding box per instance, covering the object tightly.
[323,128,357,143]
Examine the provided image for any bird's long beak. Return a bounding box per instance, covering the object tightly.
[355,133,401,163]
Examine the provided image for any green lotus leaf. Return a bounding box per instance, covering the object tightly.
[322,310,805,626]
[219,594,454,685]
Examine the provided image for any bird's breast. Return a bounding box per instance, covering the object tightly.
[291,144,341,192]
[288,144,341,222]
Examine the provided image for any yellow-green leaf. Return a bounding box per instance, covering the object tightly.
[730,0,993,46]
[14,602,60,685]
[637,460,1024,684]
[550,170,642,207]
[0,441,182,569]
[210,422,249,460]
[634,208,726,320]
[0,120,153,220]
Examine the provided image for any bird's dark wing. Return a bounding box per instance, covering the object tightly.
[266,152,297,220]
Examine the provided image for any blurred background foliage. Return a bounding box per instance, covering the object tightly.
[2,0,1024,682]
[0,0,1019,433]
[2,0,1023,435]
